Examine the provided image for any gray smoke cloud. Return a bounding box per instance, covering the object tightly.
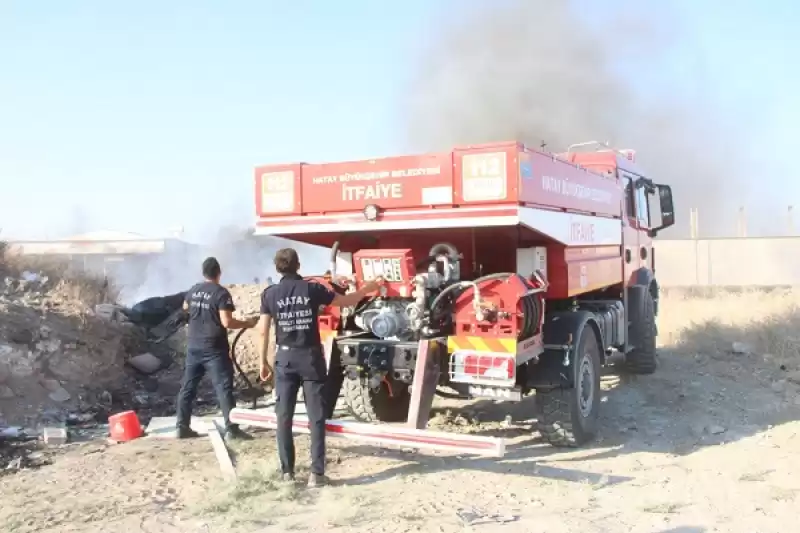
[403,0,750,238]
[116,227,331,306]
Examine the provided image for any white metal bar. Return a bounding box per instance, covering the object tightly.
[207,420,237,482]
[230,408,505,458]
[254,216,519,235]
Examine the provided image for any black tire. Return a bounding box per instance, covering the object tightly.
[343,376,411,423]
[625,288,658,374]
[535,324,602,447]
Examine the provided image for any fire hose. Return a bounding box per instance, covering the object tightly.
[429,272,543,340]
[145,310,270,409]
[229,327,270,410]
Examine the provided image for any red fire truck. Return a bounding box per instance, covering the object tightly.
[233,141,674,452]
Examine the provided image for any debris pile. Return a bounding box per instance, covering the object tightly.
[0,426,45,475]
[0,250,190,471]
[0,268,139,422]
[0,250,276,473]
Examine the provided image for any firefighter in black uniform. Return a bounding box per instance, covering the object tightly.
[256,248,382,487]
[177,257,257,441]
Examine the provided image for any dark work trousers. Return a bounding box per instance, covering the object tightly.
[176,348,237,430]
[275,347,327,476]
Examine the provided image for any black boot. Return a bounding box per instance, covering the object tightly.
[307,473,327,488]
[224,425,253,441]
[176,426,201,439]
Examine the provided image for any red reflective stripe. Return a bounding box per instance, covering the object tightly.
[231,412,498,451]
[462,354,514,379]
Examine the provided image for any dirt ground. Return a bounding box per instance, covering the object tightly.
[2,289,800,533]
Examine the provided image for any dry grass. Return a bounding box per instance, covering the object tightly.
[195,460,375,531]
[658,288,800,377]
[197,461,307,520]
[0,242,118,309]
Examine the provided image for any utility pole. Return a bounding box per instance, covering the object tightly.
[689,208,699,239]
[737,206,747,238]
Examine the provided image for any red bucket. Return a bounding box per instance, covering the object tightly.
[109,410,143,442]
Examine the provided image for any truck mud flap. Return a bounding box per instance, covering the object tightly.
[229,408,505,458]
[526,311,599,390]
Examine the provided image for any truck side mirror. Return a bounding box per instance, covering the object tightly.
[658,185,675,228]
[648,184,675,237]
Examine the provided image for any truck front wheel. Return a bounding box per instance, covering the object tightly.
[535,324,602,447]
[624,287,658,374]
[343,375,411,423]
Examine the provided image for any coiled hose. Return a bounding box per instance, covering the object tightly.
[517,277,543,340]
[430,272,542,340]
[229,328,267,409]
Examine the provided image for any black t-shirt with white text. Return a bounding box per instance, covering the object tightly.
[185,281,235,352]
[260,274,335,349]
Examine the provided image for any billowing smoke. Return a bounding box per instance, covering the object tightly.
[403,0,748,238]
[115,227,331,306]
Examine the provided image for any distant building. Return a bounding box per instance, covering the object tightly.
[6,229,340,303]
[6,230,196,283]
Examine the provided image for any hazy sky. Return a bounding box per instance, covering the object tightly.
[1,0,798,242]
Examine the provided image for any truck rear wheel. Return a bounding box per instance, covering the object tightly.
[343,376,411,423]
[535,324,602,447]
[624,288,658,375]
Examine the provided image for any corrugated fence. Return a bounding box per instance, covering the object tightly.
[654,238,800,287]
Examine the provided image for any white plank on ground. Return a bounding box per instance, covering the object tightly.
[206,420,237,482]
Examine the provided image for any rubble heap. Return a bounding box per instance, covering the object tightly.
[0,252,153,426]
[0,253,281,473]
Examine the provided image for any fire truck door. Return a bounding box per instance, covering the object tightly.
[633,180,654,273]
[622,175,640,285]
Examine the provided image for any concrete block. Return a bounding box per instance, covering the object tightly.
[43,427,68,446]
